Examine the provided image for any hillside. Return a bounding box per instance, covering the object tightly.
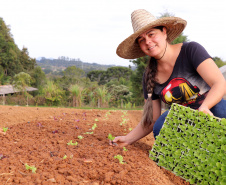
[36,57,136,74]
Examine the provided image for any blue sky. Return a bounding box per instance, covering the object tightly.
[0,0,226,67]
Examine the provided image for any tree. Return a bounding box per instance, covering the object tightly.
[87,70,106,84]
[107,84,132,107]
[213,57,226,68]
[87,67,133,85]
[130,56,150,105]
[30,66,46,89]
[58,66,85,90]
[12,72,32,106]
[0,18,36,77]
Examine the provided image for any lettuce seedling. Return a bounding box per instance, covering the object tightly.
[84,131,93,134]
[94,118,99,122]
[123,147,128,151]
[63,155,67,159]
[91,123,97,130]
[114,155,124,164]
[78,135,84,139]
[25,164,37,173]
[67,140,78,146]
[108,134,115,141]
[2,127,8,132]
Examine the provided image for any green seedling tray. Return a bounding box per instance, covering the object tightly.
[149,103,226,185]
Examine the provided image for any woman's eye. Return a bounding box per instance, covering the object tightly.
[138,38,144,43]
[148,33,154,37]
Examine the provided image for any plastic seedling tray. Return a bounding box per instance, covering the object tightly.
[149,103,226,185]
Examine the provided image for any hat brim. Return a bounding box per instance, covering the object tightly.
[116,17,187,59]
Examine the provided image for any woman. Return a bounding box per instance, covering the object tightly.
[111,9,226,147]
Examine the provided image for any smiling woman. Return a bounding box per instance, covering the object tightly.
[113,9,226,147]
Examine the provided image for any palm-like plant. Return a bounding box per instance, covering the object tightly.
[69,84,84,107]
[95,86,107,108]
[43,80,64,106]
[88,91,96,107]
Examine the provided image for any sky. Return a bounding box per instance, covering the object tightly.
[0,0,226,67]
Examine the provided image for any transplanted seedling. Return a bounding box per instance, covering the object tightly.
[67,140,78,146]
[78,135,84,139]
[114,155,125,164]
[108,134,117,146]
[25,163,37,173]
[108,134,115,141]
[91,123,97,130]
[2,127,8,132]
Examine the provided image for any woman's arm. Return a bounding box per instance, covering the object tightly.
[196,58,225,115]
[112,99,161,147]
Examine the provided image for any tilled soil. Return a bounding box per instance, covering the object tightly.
[0,105,190,185]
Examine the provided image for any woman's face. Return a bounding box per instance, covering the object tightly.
[137,27,167,58]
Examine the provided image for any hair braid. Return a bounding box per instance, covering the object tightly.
[145,57,158,94]
[141,57,158,128]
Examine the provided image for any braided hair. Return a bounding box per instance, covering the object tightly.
[140,57,158,128]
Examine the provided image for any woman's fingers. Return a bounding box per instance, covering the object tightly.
[199,106,213,116]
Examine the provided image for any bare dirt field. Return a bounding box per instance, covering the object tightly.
[0,105,190,185]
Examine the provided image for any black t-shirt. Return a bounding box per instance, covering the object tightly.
[143,42,211,109]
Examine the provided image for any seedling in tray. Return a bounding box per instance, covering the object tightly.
[149,103,226,185]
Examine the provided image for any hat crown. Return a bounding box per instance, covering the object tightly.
[131,9,157,33]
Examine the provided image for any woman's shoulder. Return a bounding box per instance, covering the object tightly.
[182,41,204,49]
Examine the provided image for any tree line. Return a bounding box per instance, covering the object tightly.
[0,14,226,108]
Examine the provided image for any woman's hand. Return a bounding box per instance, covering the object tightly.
[0,128,6,135]
[198,105,213,116]
[109,136,130,147]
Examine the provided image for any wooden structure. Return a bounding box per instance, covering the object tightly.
[0,85,38,105]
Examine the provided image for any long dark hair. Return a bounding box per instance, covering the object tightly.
[140,57,158,128]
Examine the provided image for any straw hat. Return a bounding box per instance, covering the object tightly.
[116,9,187,59]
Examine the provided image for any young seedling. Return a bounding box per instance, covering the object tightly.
[2,127,8,132]
[67,140,78,146]
[123,147,128,151]
[91,123,97,130]
[78,135,84,139]
[25,164,37,173]
[94,118,99,122]
[63,155,67,159]
[114,155,125,164]
[108,134,115,141]
[108,134,117,146]
[84,131,93,134]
